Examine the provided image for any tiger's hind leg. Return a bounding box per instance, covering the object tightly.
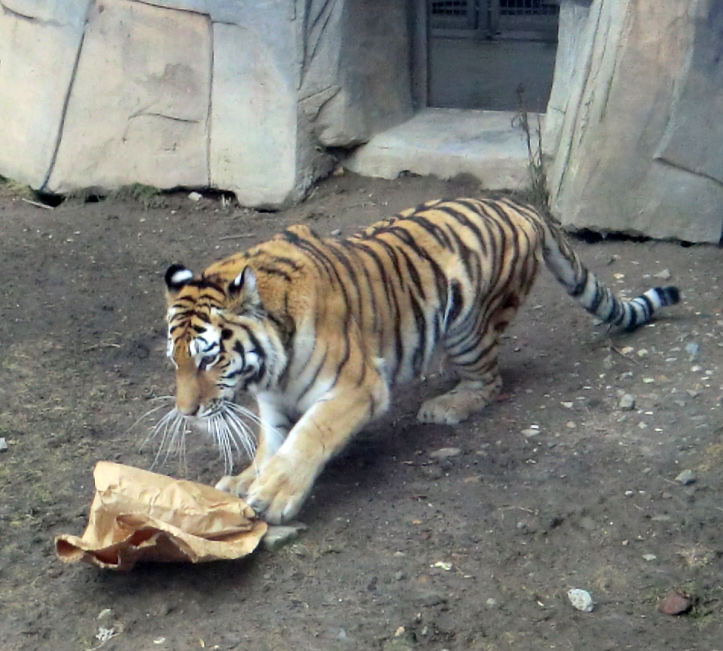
[417,293,523,425]
[417,342,502,425]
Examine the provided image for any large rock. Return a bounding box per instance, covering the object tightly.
[0,0,414,208]
[299,0,414,147]
[0,0,90,188]
[47,0,211,193]
[547,0,723,243]
[210,21,299,208]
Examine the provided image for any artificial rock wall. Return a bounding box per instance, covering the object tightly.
[0,0,413,207]
[546,0,723,243]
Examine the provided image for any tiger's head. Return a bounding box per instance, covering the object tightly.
[164,263,287,418]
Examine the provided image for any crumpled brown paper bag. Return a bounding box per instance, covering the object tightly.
[55,461,267,570]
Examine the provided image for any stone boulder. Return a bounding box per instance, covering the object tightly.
[546,0,723,243]
[0,0,413,208]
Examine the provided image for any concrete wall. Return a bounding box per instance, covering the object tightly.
[1,0,721,241]
[546,0,723,243]
[0,0,413,208]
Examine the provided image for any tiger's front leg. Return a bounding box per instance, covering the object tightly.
[243,382,388,524]
[214,398,291,498]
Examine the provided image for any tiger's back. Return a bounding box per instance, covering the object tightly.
[164,195,679,523]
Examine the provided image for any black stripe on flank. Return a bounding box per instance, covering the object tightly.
[410,292,427,375]
[408,215,454,249]
[437,204,489,258]
[448,280,464,324]
[397,246,426,301]
[386,226,448,306]
[445,224,476,282]
[342,241,381,334]
[296,351,328,403]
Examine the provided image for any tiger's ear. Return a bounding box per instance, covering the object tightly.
[165,264,193,301]
[228,267,263,312]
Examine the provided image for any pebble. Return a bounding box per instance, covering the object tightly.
[429,447,462,460]
[642,553,657,562]
[618,394,636,411]
[658,590,693,616]
[187,191,202,202]
[654,269,672,280]
[0,437,7,452]
[684,342,701,362]
[262,523,307,552]
[521,428,540,437]
[675,469,696,485]
[567,588,594,612]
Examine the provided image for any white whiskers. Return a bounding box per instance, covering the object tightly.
[139,399,260,475]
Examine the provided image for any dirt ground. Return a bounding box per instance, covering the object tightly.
[0,172,721,651]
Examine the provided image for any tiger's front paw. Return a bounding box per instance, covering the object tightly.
[215,464,259,498]
[244,454,317,524]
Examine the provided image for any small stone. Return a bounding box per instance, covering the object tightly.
[620,346,635,356]
[486,598,498,607]
[653,269,672,280]
[618,394,636,411]
[567,588,594,612]
[637,349,649,358]
[686,389,700,398]
[566,421,577,429]
[431,561,453,571]
[658,590,692,616]
[684,342,700,362]
[675,469,696,485]
[262,523,307,552]
[561,401,574,409]
[187,191,202,202]
[429,447,462,460]
[394,571,405,581]
[330,228,342,236]
[0,437,7,452]
[642,553,658,562]
[521,428,540,437]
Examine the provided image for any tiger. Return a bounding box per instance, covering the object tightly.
[163,195,680,524]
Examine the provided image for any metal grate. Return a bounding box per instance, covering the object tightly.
[499,0,559,16]
[431,1,470,17]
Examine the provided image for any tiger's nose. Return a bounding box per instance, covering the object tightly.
[178,403,200,417]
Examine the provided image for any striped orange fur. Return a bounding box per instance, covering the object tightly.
[164,195,680,523]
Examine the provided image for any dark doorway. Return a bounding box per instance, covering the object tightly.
[428,0,559,112]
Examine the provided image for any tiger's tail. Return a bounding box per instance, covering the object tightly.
[540,217,680,330]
